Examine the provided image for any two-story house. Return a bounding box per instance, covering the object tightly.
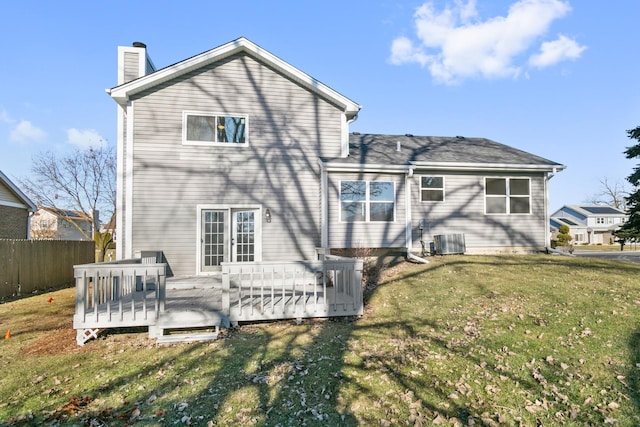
[30,207,93,241]
[108,37,565,278]
[550,205,628,245]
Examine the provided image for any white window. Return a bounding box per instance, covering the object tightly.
[183,111,247,146]
[574,233,585,242]
[596,217,605,224]
[485,178,531,214]
[420,176,444,202]
[340,181,395,222]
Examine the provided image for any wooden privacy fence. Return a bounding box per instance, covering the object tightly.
[0,239,95,299]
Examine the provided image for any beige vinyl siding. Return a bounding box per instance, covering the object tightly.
[0,182,22,205]
[126,53,342,275]
[123,52,140,83]
[327,172,407,249]
[410,172,547,251]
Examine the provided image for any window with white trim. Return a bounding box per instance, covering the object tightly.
[485,177,531,214]
[340,181,395,222]
[420,176,444,202]
[183,112,247,145]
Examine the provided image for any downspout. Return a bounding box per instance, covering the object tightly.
[544,168,557,252]
[405,166,429,264]
[318,159,329,252]
[26,211,34,240]
[341,113,358,158]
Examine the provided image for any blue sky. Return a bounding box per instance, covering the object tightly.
[1,0,638,212]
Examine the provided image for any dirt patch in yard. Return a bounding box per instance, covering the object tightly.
[20,327,84,356]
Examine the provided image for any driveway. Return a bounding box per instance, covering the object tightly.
[572,249,640,263]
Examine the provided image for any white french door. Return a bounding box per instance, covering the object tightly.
[232,210,256,262]
[200,207,259,273]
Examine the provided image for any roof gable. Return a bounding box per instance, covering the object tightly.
[108,37,361,119]
[0,170,36,211]
[555,205,627,218]
[38,206,92,222]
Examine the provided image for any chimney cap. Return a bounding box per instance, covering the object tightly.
[132,41,147,48]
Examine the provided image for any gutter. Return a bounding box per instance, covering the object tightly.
[409,161,567,173]
[322,164,411,174]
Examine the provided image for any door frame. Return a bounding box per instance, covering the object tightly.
[196,204,263,275]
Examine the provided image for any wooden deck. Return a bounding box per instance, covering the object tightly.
[73,258,363,345]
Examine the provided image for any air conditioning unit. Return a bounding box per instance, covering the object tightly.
[433,234,466,255]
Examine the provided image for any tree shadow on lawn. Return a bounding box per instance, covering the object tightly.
[10,255,640,426]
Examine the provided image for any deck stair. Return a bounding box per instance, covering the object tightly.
[150,309,231,344]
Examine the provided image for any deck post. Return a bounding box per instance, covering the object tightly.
[75,270,86,323]
[354,259,364,314]
[221,268,230,316]
[157,268,166,315]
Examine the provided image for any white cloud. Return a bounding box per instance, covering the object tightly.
[390,0,585,84]
[0,108,14,124]
[10,120,47,143]
[66,128,106,149]
[529,34,587,68]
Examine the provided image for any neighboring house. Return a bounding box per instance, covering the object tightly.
[30,207,93,241]
[0,170,36,239]
[101,212,116,242]
[108,37,565,278]
[550,205,628,245]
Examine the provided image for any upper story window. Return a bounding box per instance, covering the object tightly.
[596,217,605,224]
[340,180,395,222]
[183,112,247,146]
[420,176,444,202]
[485,177,531,214]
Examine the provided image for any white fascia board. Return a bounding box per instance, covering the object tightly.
[0,170,37,211]
[0,200,31,209]
[108,38,361,117]
[409,161,567,173]
[322,161,566,174]
[323,163,410,174]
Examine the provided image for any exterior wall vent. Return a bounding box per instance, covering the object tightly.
[433,234,466,255]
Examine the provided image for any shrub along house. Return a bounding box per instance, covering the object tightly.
[73,37,565,344]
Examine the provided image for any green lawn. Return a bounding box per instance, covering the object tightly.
[1,254,640,426]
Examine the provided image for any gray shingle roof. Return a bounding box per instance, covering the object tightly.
[327,133,564,168]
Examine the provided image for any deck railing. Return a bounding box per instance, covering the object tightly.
[73,258,167,331]
[73,256,363,344]
[221,258,364,322]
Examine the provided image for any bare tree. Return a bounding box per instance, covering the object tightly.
[584,177,629,210]
[20,146,116,260]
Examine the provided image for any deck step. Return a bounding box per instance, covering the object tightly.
[156,330,220,344]
[156,309,230,328]
[150,309,230,343]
